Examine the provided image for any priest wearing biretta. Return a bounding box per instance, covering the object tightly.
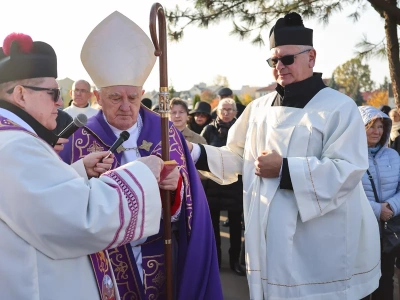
[59,11,223,300]
[0,30,172,300]
[189,11,381,299]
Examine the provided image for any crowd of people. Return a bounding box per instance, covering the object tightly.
[0,8,399,300]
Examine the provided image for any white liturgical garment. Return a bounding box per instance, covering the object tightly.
[0,110,162,300]
[63,102,98,119]
[200,88,381,300]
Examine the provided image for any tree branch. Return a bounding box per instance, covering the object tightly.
[368,0,400,24]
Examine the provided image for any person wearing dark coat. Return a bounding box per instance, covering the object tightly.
[141,97,152,109]
[53,109,73,135]
[380,105,392,116]
[211,87,246,121]
[188,101,212,134]
[52,96,73,135]
[201,98,245,276]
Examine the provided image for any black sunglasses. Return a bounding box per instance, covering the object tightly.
[7,85,61,102]
[267,49,312,68]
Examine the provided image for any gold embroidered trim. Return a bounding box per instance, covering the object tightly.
[305,157,322,213]
[261,259,380,287]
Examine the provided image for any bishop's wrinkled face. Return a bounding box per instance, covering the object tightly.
[95,85,144,130]
[270,45,315,87]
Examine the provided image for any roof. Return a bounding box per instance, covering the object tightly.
[256,83,277,92]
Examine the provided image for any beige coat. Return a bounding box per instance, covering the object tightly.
[181,126,206,144]
[181,127,207,180]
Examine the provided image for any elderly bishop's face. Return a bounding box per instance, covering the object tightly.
[95,85,143,130]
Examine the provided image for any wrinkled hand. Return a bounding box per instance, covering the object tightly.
[159,167,180,191]
[83,151,115,178]
[137,156,164,183]
[255,150,283,178]
[381,203,394,222]
[186,140,193,152]
[54,138,69,154]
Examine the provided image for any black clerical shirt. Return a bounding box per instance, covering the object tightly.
[196,73,327,190]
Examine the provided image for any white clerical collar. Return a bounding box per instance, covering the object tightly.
[0,108,35,134]
[71,102,90,109]
[102,113,143,141]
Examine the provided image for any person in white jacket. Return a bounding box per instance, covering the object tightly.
[0,32,178,300]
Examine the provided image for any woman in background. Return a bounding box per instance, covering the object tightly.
[359,106,400,300]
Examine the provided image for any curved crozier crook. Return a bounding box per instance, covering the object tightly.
[149,2,165,57]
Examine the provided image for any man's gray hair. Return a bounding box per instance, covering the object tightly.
[0,78,45,99]
[72,79,91,92]
[217,98,237,111]
[297,45,314,52]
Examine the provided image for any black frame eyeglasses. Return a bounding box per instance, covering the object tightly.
[7,85,61,102]
[267,49,312,68]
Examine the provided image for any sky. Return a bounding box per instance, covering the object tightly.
[2,0,390,92]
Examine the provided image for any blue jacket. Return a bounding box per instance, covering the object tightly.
[359,106,400,219]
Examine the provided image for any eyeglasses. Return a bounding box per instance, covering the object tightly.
[73,89,90,94]
[7,85,60,102]
[219,108,236,114]
[194,113,208,118]
[266,49,312,68]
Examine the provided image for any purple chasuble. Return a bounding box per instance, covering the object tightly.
[59,108,223,300]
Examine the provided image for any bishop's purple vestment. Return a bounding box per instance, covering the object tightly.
[59,107,223,300]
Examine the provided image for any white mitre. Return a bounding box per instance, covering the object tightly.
[81,11,156,88]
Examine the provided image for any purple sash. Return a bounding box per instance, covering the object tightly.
[0,115,37,136]
[64,122,191,299]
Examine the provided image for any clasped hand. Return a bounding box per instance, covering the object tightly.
[255,150,283,178]
[381,203,394,222]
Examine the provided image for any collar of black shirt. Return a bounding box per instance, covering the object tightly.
[274,72,326,109]
[0,99,58,146]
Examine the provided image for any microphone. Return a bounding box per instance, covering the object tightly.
[58,114,88,139]
[103,131,130,160]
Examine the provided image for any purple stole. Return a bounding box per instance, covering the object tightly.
[0,115,38,136]
[60,108,223,300]
[61,111,192,300]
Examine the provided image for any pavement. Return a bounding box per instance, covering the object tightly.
[218,213,400,300]
[219,214,250,300]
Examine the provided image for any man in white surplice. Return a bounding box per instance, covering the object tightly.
[189,12,380,300]
[0,33,179,300]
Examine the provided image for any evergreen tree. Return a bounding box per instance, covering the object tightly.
[328,74,339,90]
[234,94,241,104]
[192,94,201,108]
[169,85,176,99]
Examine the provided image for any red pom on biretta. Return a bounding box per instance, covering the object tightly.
[3,33,33,56]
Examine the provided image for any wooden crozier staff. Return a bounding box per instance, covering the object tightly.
[149,3,173,300]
